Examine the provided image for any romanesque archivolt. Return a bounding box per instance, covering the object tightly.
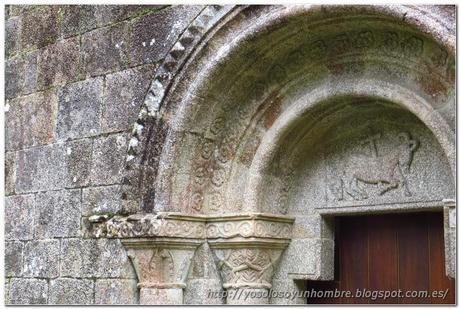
[327,131,419,202]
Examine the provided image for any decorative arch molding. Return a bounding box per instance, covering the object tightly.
[87,5,455,304]
[120,4,455,215]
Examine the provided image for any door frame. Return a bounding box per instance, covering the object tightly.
[313,199,456,281]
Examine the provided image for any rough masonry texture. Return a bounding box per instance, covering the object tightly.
[4,4,456,305]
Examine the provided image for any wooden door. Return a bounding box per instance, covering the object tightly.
[307,212,455,304]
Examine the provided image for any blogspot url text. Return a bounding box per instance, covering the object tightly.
[207,288,450,301]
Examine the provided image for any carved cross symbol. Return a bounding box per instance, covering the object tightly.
[360,132,381,158]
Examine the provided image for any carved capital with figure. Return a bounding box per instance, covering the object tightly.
[207,213,294,290]
[87,212,294,304]
[122,238,202,304]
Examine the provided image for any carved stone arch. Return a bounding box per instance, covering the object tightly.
[120,5,455,216]
[90,5,456,304]
[248,82,455,215]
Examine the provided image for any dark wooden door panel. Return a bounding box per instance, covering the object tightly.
[428,213,455,304]
[339,216,369,304]
[307,212,455,304]
[398,214,430,304]
[368,215,399,304]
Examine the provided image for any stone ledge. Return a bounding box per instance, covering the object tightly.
[85,212,295,241]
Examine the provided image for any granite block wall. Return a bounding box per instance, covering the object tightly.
[4,5,204,304]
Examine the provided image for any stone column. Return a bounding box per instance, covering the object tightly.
[87,212,294,305]
[207,213,294,304]
[443,199,456,279]
[122,238,202,305]
[92,212,207,305]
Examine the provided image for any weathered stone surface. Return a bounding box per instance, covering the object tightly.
[129,5,203,66]
[5,51,39,99]
[291,215,334,240]
[9,278,48,304]
[82,185,122,216]
[6,51,39,98]
[22,51,39,94]
[270,279,305,304]
[37,37,80,89]
[90,133,128,185]
[60,238,97,278]
[65,138,93,188]
[5,90,57,151]
[95,5,163,27]
[184,279,224,304]
[274,239,322,279]
[5,58,23,99]
[5,151,17,196]
[188,243,220,280]
[34,189,81,238]
[81,22,129,76]
[5,279,10,304]
[8,5,39,16]
[15,143,66,193]
[102,65,156,132]
[60,238,135,278]
[23,240,60,278]
[15,140,94,192]
[5,241,23,277]
[5,194,35,240]
[5,51,38,99]
[8,5,28,17]
[56,78,103,140]
[59,5,97,38]
[5,16,20,58]
[95,279,138,304]
[20,6,59,49]
[140,288,183,305]
[4,4,457,306]
[49,278,94,304]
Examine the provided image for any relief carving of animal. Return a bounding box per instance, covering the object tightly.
[346,132,419,200]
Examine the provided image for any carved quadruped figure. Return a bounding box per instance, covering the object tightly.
[346,132,419,200]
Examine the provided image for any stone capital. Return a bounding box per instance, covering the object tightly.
[122,238,202,304]
[206,214,294,292]
[87,212,295,303]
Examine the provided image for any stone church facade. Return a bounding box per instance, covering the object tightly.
[4,5,456,305]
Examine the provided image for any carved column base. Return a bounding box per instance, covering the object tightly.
[122,238,202,305]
